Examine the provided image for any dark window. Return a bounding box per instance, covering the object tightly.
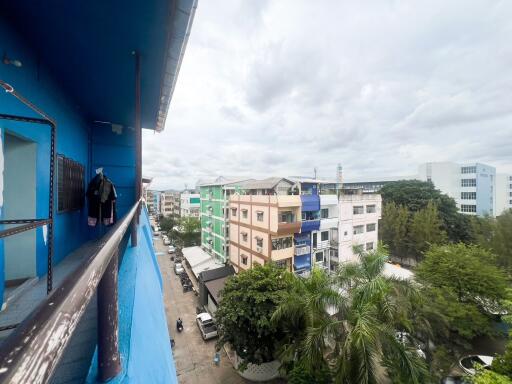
[366,223,376,232]
[57,154,85,213]
[321,231,328,241]
[321,208,329,219]
[242,209,248,219]
[241,255,248,265]
[353,206,364,214]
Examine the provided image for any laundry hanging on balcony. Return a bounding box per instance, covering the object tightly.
[86,172,117,227]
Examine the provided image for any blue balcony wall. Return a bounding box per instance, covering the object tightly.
[301,219,320,233]
[301,194,320,211]
[91,122,136,219]
[86,207,177,383]
[0,19,91,298]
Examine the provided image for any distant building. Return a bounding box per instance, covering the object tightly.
[338,191,382,263]
[496,174,512,215]
[418,162,496,216]
[160,190,181,217]
[199,177,251,263]
[180,191,200,217]
[342,176,411,193]
[146,190,161,214]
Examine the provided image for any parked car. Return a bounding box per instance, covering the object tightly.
[174,263,184,275]
[196,313,218,341]
[459,355,493,375]
[168,245,176,254]
[164,239,171,245]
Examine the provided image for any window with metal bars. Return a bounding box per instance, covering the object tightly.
[57,154,85,212]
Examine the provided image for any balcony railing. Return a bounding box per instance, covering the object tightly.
[0,200,141,383]
[277,221,301,235]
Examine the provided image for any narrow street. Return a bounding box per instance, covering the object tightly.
[154,237,250,384]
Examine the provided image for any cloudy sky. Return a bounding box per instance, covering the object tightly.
[143,0,512,190]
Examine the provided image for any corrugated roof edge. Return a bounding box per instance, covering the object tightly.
[155,0,198,132]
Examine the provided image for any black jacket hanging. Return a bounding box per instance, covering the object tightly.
[86,173,117,226]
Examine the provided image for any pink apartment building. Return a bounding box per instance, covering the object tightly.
[229,195,301,272]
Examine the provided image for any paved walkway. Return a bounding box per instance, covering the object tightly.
[155,238,250,384]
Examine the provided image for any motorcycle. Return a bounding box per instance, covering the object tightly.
[176,319,184,332]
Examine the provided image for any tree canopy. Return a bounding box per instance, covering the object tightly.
[416,244,510,342]
[215,263,291,366]
[380,180,472,243]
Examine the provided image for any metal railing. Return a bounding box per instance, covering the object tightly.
[0,200,141,384]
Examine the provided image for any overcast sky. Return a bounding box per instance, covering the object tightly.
[142,0,512,190]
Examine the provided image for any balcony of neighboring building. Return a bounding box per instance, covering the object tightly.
[270,236,294,262]
[276,209,301,235]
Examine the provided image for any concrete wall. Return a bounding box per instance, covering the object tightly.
[496,174,512,215]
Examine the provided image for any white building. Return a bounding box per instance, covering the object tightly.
[418,162,496,217]
[338,192,382,263]
[180,191,200,217]
[496,174,512,215]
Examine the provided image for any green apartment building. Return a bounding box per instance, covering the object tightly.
[199,177,248,263]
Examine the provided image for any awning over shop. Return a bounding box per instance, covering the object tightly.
[182,246,222,279]
[204,276,230,306]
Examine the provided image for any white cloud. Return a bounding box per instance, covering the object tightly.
[143,0,512,190]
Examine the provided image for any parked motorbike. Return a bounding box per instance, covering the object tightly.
[176,318,183,332]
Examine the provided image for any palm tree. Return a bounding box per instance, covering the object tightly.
[273,245,430,384]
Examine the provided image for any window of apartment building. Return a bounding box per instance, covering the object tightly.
[272,236,293,250]
[366,242,374,251]
[231,208,237,217]
[302,211,319,221]
[509,192,512,197]
[353,244,364,254]
[366,223,376,232]
[353,225,364,234]
[241,255,248,265]
[321,231,329,241]
[256,237,264,248]
[353,206,364,215]
[344,231,348,236]
[315,251,324,262]
[510,200,512,205]
[461,166,476,174]
[461,179,477,187]
[321,208,329,219]
[241,232,248,242]
[256,211,264,221]
[274,259,287,269]
[461,204,477,213]
[241,209,248,219]
[280,211,294,223]
[366,205,376,213]
[461,192,477,200]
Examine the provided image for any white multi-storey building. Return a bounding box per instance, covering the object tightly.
[418,162,496,217]
[496,174,512,215]
[180,191,200,217]
[338,192,382,264]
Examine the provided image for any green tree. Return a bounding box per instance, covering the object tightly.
[215,263,291,367]
[408,201,447,261]
[380,202,409,261]
[491,211,512,272]
[416,244,509,342]
[273,246,430,383]
[271,268,343,377]
[380,180,472,243]
[470,369,512,384]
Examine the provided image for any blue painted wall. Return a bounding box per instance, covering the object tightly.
[86,208,177,384]
[0,19,90,292]
[91,123,136,219]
